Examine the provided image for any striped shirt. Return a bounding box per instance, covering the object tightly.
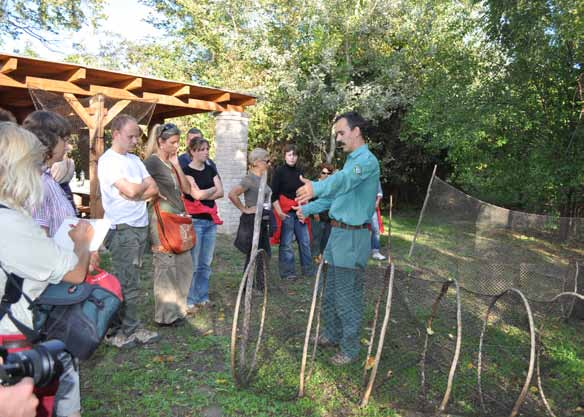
[32,169,77,237]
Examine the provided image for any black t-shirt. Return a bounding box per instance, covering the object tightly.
[271,163,303,202]
[183,163,218,220]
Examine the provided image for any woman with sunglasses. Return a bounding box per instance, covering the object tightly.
[310,163,335,262]
[143,123,202,326]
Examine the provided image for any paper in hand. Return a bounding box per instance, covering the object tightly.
[53,217,111,252]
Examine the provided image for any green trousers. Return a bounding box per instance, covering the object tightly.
[322,264,365,359]
[106,225,148,336]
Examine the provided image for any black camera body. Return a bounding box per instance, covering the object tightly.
[0,339,65,387]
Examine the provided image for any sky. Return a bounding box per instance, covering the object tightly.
[2,0,162,61]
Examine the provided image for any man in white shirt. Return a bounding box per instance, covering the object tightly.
[98,114,160,348]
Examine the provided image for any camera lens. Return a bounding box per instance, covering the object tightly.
[2,340,65,387]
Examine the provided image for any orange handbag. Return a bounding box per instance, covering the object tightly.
[153,200,196,254]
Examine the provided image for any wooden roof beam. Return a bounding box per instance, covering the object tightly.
[200,92,231,103]
[142,92,225,112]
[159,85,190,97]
[89,85,140,100]
[27,76,88,95]
[62,68,86,83]
[0,72,26,88]
[109,77,143,91]
[1,58,18,74]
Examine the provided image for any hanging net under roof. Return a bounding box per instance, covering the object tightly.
[28,88,157,135]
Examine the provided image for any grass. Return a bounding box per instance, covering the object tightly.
[79,209,584,416]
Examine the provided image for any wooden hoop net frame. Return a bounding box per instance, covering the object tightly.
[230,172,270,386]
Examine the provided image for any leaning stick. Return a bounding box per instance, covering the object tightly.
[360,263,395,407]
[439,279,462,413]
[408,164,437,258]
[299,258,326,397]
[362,266,391,385]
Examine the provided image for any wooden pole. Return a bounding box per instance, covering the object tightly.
[387,194,393,262]
[298,259,326,397]
[360,263,395,407]
[408,164,437,258]
[89,94,106,218]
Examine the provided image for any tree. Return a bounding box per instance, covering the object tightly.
[0,0,105,46]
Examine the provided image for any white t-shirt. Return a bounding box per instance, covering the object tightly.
[98,148,151,227]
[0,205,78,334]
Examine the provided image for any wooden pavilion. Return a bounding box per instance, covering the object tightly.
[0,53,256,217]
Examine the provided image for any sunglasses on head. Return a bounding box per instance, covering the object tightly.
[160,123,179,135]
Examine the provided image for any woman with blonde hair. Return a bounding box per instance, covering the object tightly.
[143,123,213,325]
[0,122,93,417]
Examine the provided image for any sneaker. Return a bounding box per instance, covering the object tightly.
[105,332,137,349]
[371,250,386,261]
[186,305,198,316]
[132,328,161,344]
[197,300,211,307]
[330,352,357,366]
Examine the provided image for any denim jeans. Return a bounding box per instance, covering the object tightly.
[371,210,381,251]
[188,218,217,305]
[278,212,314,278]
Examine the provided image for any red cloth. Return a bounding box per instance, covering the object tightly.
[0,334,58,417]
[270,195,311,245]
[86,268,124,301]
[377,206,384,234]
[183,199,224,225]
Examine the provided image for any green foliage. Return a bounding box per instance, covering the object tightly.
[404,0,584,213]
[0,0,105,45]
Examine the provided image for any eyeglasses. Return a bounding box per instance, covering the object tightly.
[321,170,331,175]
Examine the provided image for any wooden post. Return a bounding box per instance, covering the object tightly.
[89,94,106,218]
[408,165,438,258]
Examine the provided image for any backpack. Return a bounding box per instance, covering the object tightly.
[1,266,122,360]
[0,204,122,360]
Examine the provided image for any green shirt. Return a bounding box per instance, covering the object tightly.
[302,144,380,269]
[303,144,380,225]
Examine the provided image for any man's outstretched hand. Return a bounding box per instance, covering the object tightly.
[295,176,314,204]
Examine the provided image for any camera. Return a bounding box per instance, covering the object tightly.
[0,339,65,387]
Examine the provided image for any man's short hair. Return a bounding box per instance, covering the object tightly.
[334,111,368,135]
[110,114,137,132]
[187,127,203,137]
[0,108,16,123]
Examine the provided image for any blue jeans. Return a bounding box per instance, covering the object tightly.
[279,212,314,278]
[371,210,381,251]
[188,218,217,305]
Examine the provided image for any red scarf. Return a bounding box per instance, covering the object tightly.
[270,195,311,245]
[183,199,223,225]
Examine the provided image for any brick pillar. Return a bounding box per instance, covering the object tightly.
[214,111,249,235]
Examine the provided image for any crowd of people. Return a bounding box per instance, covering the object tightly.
[0,108,384,416]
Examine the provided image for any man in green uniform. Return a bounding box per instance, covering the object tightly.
[295,111,380,365]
